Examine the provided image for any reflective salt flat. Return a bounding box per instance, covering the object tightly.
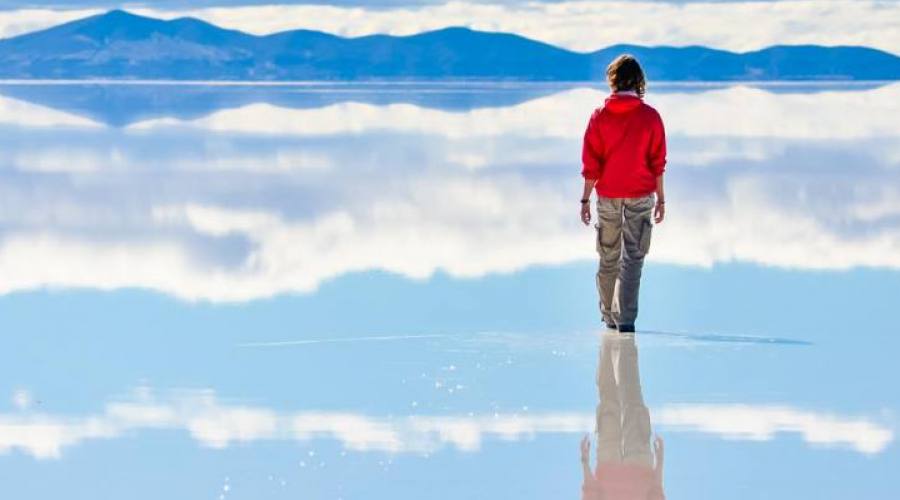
[1,82,897,499]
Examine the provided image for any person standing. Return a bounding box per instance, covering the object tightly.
[580,55,667,333]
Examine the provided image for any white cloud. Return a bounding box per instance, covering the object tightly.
[0,8,101,40]
[0,3,896,54]
[0,94,101,129]
[129,1,900,53]
[0,388,890,459]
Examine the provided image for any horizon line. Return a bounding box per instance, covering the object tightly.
[0,79,896,86]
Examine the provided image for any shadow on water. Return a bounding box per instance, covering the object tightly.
[638,329,813,346]
[234,329,813,352]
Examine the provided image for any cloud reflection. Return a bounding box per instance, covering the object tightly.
[0,388,890,460]
[0,94,100,129]
[656,404,894,455]
[127,84,900,141]
[0,84,898,300]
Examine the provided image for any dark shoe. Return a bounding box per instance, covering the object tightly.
[604,322,617,330]
[617,324,635,333]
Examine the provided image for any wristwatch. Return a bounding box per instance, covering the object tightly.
[580,198,590,204]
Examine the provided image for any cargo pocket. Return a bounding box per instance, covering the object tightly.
[596,221,620,255]
[638,218,653,257]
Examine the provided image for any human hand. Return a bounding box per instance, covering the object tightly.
[581,202,591,226]
[654,200,665,224]
[580,434,591,463]
[653,435,664,459]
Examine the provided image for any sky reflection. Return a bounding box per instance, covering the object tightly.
[1,80,897,500]
[1,260,897,499]
[0,83,897,300]
[2,384,890,461]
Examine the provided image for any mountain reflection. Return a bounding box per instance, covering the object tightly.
[0,82,890,128]
[0,82,576,126]
[581,332,664,500]
[0,83,897,300]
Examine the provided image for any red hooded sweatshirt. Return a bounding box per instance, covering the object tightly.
[581,93,667,198]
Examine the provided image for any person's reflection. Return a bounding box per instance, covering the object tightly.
[580,332,665,500]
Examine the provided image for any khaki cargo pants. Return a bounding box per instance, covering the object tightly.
[596,332,652,466]
[595,194,654,327]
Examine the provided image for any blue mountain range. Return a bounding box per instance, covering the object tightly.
[0,9,897,81]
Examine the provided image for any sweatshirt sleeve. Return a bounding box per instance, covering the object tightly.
[647,111,667,176]
[581,110,603,180]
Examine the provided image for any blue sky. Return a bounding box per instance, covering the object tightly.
[0,1,897,52]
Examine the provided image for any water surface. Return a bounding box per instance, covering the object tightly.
[0,82,898,499]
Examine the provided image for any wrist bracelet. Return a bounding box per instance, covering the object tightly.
[580,198,590,204]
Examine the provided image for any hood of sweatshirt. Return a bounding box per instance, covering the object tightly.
[603,93,642,113]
